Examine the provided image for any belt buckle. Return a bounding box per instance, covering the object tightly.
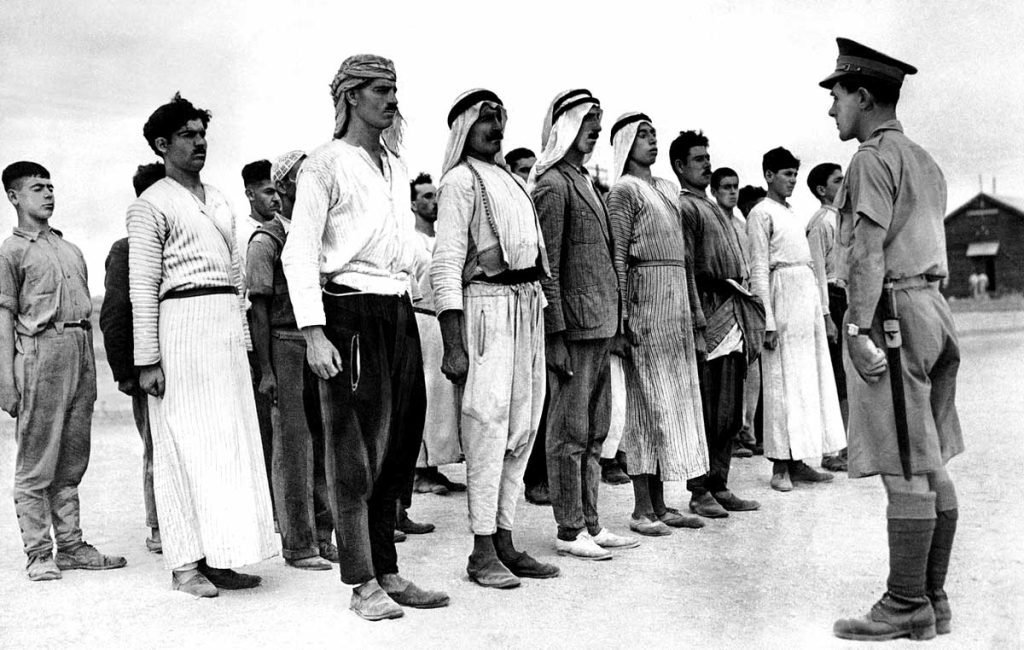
[53,321,65,334]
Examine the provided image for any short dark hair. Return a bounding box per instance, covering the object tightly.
[504,148,535,168]
[738,185,767,208]
[410,172,433,201]
[2,161,50,191]
[669,130,709,167]
[710,167,738,191]
[142,92,212,157]
[835,74,901,106]
[133,163,165,197]
[762,147,800,174]
[241,160,272,187]
[806,162,841,199]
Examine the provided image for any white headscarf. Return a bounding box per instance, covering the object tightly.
[610,111,653,183]
[440,88,507,178]
[528,89,600,188]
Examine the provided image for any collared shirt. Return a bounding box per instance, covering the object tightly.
[806,204,840,314]
[127,177,248,365]
[0,227,91,336]
[836,119,948,281]
[746,197,813,331]
[246,217,297,331]
[282,140,416,328]
[678,188,748,309]
[431,160,548,314]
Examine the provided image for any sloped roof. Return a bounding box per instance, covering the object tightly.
[946,192,1024,221]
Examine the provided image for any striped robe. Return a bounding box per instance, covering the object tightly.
[607,175,709,481]
[127,178,276,570]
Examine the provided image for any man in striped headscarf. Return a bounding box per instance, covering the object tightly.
[431,88,560,589]
[282,54,448,620]
[531,89,639,560]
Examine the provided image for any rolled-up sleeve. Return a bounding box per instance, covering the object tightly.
[282,162,333,329]
[430,167,474,315]
[127,199,166,365]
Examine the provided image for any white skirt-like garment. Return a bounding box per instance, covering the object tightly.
[149,294,277,569]
[761,266,846,460]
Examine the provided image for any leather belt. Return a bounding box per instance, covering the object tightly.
[162,286,237,301]
[46,319,91,333]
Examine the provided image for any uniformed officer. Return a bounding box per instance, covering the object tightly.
[821,39,964,641]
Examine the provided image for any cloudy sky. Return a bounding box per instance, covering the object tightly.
[2,0,1021,293]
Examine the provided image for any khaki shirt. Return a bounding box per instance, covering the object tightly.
[836,120,948,281]
[0,227,92,336]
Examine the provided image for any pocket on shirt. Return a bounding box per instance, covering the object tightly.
[569,216,602,244]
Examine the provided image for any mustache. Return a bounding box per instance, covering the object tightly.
[486,132,504,142]
[385,103,399,112]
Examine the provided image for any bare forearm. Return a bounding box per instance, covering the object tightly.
[250,297,274,376]
[0,309,14,387]
[438,310,465,352]
[847,216,887,328]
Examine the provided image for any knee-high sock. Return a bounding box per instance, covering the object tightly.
[886,491,937,599]
[928,480,958,594]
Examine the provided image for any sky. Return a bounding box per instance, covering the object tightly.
[2,0,1022,294]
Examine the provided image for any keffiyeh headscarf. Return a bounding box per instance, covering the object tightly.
[528,89,601,188]
[270,150,305,185]
[330,54,404,153]
[440,88,507,177]
[610,111,653,183]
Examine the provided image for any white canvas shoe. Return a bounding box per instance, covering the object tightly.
[591,528,641,549]
[554,531,612,560]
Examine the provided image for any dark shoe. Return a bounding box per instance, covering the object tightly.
[929,589,951,635]
[467,554,521,589]
[286,555,333,571]
[55,543,127,571]
[435,471,467,493]
[319,541,340,563]
[351,581,403,621]
[413,469,450,495]
[172,570,218,598]
[499,550,560,579]
[629,515,674,536]
[790,460,834,483]
[26,554,61,581]
[658,507,706,528]
[688,492,729,519]
[198,560,261,590]
[145,536,162,554]
[770,464,793,492]
[600,459,631,485]
[822,454,848,472]
[712,490,761,512]
[731,442,754,458]
[833,592,936,641]
[394,530,407,543]
[525,483,551,505]
[397,512,435,535]
[749,442,764,456]
[385,581,450,609]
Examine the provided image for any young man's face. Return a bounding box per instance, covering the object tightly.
[6,176,54,221]
[465,103,504,160]
[350,79,399,130]
[766,168,799,199]
[159,118,207,174]
[571,106,603,157]
[712,175,739,211]
[412,182,437,222]
[818,168,844,204]
[511,156,536,182]
[245,180,281,222]
[676,145,711,190]
[828,82,862,142]
[628,123,658,168]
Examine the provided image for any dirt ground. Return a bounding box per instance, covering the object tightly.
[0,311,1021,649]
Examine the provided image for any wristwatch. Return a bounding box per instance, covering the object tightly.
[846,323,872,337]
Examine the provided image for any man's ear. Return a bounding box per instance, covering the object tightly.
[670,158,684,176]
[244,187,255,201]
[764,170,775,184]
[856,86,874,110]
[6,188,18,206]
[154,136,170,156]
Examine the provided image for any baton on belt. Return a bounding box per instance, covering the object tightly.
[882,279,913,481]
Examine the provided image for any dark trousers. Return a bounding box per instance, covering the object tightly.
[13,330,96,558]
[272,333,333,560]
[687,353,746,495]
[546,338,612,539]
[524,405,548,490]
[304,291,425,585]
[130,389,158,529]
[827,284,848,401]
[249,349,275,514]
